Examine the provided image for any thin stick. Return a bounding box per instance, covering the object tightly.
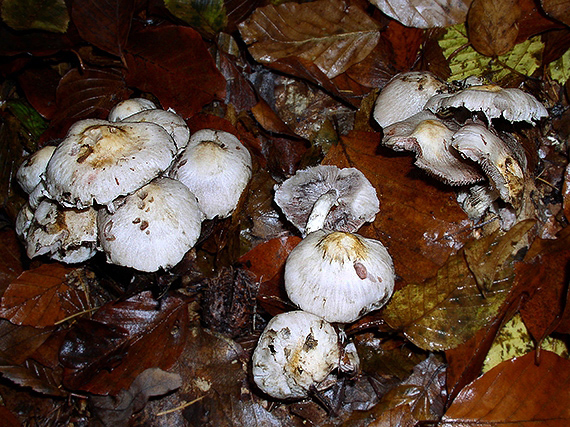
[54,306,100,325]
[156,395,205,416]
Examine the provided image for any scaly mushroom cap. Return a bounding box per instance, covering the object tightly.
[284,230,395,323]
[120,109,190,152]
[373,71,449,128]
[452,123,525,206]
[44,119,177,210]
[97,177,203,272]
[274,165,380,236]
[252,310,340,399]
[17,200,98,264]
[383,112,484,185]
[108,98,157,122]
[425,84,548,123]
[169,129,252,220]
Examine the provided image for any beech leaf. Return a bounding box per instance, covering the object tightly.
[0,320,54,365]
[0,264,89,328]
[1,0,69,33]
[164,0,228,38]
[368,0,471,28]
[239,0,380,79]
[541,0,570,26]
[0,359,66,397]
[382,220,535,351]
[442,351,570,426]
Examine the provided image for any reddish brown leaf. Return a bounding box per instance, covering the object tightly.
[345,36,398,89]
[0,229,24,298]
[71,0,135,58]
[0,320,54,365]
[61,291,188,395]
[0,264,89,328]
[0,359,66,397]
[383,20,424,71]
[443,351,570,426]
[541,0,570,26]
[517,0,566,43]
[238,236,301,283]
[0,405,21,427]
[17,66,60,120]
[124,25,226,119]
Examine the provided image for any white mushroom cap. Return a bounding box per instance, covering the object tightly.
[97,177,203,272]
[120,109,190,152]
[284,230,395,323]
[169,129,252,220]
[44,119,177,210]
[108,98,157,122]
[425,84,548,123]
[16,200,98,264]
[274,165,380,236]
[382,112,484,186]
[16,145,56,194]
[252,310,340,399]
[373,71,449,128]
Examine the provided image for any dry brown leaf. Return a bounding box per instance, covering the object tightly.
[239,0,380,78]
[467,0,522,57]
[369,0,472,28]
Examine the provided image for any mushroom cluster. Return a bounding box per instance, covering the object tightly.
[251,165,395,400]
[374,72,548,225]
[15,98,253,272]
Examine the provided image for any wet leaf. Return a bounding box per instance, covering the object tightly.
[5,100,48,140]
[551,48,570,85]
[382,220,534,351]
[0,359,66,397]
[164,0,227,38]
[0,264,89,328]
[541,0,570,26]
[442,351,570,426]
[1,0,69,33]
[369,0,471,28]
[0,319,54,365]
[70,0,135,58]
[0,230,24,297]
[239,0,380,79]
[124,25,226,118]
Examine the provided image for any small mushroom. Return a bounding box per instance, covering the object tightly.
[16,145,56,208]
[108,98,157,122]
[284,229,395,323]
[97,177,203,272]
[169,129,252,220]
[274,165,379,236]
[373,71,449,128]
[44,119,177,211]
[382,112,484,185]
[251,310,340,399]
[425,84,548,124]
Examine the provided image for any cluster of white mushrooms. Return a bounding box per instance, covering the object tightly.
[251,165,396,400]
[15,98,252,272]
[373,72,548,226]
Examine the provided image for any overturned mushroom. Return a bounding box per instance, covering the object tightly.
[252,310,340,399]
[284,230,395,323]
[169,129,252,220]
[373,71,449,128]
[97,177,203,272]
[274,165,379,236]
[108,98,157,122]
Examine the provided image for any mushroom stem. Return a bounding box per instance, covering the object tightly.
[305,189,338,235]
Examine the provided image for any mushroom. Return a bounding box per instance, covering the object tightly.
[16,145,56,208]
[251,310,340,399]
[97,177,203,272]
[425,84,548,124]
[16,200,98,264]
[382,112,484,185]
[274,165,379,236]
[44,119,177,211]
[169,129,252,220]
[373,71,449,128]
[284,229,395,323]
[108,98,157,122]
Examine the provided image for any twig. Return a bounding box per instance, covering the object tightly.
[156,395,206,416]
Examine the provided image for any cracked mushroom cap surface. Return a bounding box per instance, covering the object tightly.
[169,129,252,220]
[425,84,548,123]
[44,119,177,210]
[373,71,449,128]
[97,177,203,272]
[108,98,157,122]
[284,229,395,323]
[274,165,379,236]
[252,310,340,400]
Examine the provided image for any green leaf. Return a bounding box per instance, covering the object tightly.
[1,0,69,33]
[6,100,48,141]
[439,24,544,82]
[164,0,227,38]
[550,48,570,85]
[383,220,535,352]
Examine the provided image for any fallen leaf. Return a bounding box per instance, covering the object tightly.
[0,359,65,397]
[0,230,24,297]
[0,405,21,427]
[0,319,55,365]
[1,0,69,33]
[164,0,227,38]
[382,19,424,72]
[369,0,471,28]
[541,0,570,26]
[442,351,570,426]
[239,0,380,79]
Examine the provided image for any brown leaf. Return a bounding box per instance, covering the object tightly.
[17,66,60,120]
[442,351,570,426]
[0,405,21,427]
[61,291,188,395]
[0,264,89,328]
[564,164,570,223]
[0,359,66,397]
[467,0,522,57]
[0,320,54,365]
[323,130,472,286]
[383,20,424,72]
[0,230,24,298]
[369,0,471,28]
[124,25,226,119]
[70,0,135,58]
[239,0,380,79]
[541,0,570,26]
[239,236,301,284]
